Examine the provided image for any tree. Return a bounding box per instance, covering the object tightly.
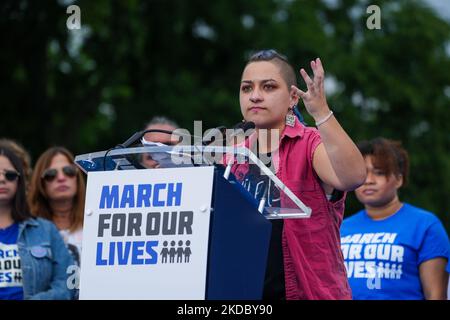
[1,0,448,231]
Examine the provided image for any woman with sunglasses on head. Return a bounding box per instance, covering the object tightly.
[29,147,86,270]
[0,147,73,300]
[231,49,366,300]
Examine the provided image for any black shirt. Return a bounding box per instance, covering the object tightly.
[241,152,285,300]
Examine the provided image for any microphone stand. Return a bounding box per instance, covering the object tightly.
[102,129,182,171]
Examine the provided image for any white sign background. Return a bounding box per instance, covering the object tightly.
[79,166,214,299]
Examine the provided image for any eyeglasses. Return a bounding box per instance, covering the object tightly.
[41,165,77,182]
[249,49,289,63]
[0,169,20,182]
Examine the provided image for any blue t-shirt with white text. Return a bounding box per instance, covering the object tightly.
[0,223,23,300]
[340,203,449,300]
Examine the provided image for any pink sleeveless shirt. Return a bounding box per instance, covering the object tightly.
[231,118,351,300]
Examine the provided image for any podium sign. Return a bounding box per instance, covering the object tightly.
[79,166,214,299]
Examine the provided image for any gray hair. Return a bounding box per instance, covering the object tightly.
[144,116,179,129]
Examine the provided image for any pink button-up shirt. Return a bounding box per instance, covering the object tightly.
[231,118,352,300]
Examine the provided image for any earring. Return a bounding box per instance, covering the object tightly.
[285,107,296,127]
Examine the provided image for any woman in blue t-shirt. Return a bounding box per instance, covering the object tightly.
[341,137,449,300]
[0,146,73,300]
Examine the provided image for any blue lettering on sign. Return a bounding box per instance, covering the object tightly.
[132,241,145,265]
[96,242,107,265]
[95,241,159,266]
[167,183,182,206]
[117,242,131,265]
[99,183,183,209]
[153,184,165,207]
[137,184,152,207]
[109,242,115,265]
[99,185,119,209]
[120,185,135,208]
[145,242,158,264]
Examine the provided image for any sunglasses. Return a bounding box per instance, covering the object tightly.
[0,169,20,182]
[249,49,289,62]
[41,165,77,182]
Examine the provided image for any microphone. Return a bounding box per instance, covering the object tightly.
[105,123,256,169]
[222,121,255,180]
[201,126,227,146]
[119,122,256,149]
[235,121,256,132]
[224,121,255,145]
[103,129,180,170]
[116,129,179,149]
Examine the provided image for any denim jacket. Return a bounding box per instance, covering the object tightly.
[18,217,74,300]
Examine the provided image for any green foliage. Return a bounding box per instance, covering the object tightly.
[0,0,449,231]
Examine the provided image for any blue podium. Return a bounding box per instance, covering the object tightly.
[75,145,310,299]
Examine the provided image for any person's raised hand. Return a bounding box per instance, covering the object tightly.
[292,58,331,121]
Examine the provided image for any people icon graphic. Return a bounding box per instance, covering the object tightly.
[184,240,192,263]
[177,240,184,263]
[160,241,169,263]
[160,240,192,264]
[169,240,176,263]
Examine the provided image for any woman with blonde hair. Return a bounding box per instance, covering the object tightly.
[29,147,85,267]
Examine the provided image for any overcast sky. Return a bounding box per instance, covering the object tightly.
[321,0,450,22]
[424,0,450,21]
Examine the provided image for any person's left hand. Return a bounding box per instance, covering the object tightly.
[292,58,331,121]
